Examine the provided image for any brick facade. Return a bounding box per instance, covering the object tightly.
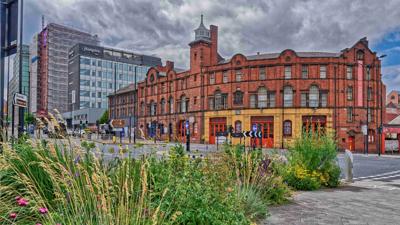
[111,16,386,153]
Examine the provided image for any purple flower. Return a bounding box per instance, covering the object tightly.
[74,155,81,164]
[17,198,29,206]
[39,207,48,214]
[9,212,17,219]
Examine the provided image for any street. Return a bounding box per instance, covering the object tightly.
[265,154,400,225]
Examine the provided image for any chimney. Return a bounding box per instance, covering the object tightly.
[166,61,174,70]
[210,25,218,65]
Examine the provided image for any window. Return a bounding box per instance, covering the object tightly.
[140,102,145,116]
[193,96,197,105]
[347,107,353,122]
[284,66,291,79]
[320,65,327,79]
[283,120,292,137]
[301,65,308,79]
[347,86,353,100]
[366,66,371,80]
[150,101,157,116]
[235,70,242,82]
[259,67,266,80]
[234,91,243,105]
[214,90,227,110]
[346,66,353,79]
[208,97,214,110]
[160,98,166,115]
[283,86,293,107]
[169,97,174,114]
[367,87,372,101]
[235,120,242,132]
[301,92,308,107]
[368,129,375,143]
[250,94,257,108]
[357,50,364,60]
[209,73,215,84]
[309,85,319,107]
[268,92,276,107]
[169,81,174,92]
[258,87,268,108]
[320,92,328,107]
[193,122,198,135]
[161,82,166,93]
[180,95,188,113]
[223,71,228,83]
[368,108,373,122]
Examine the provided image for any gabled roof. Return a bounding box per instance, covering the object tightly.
[387,102,398,108]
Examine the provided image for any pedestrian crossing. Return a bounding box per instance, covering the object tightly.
[354,170,400,182]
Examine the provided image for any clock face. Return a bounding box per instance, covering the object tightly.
[150,74,154,82]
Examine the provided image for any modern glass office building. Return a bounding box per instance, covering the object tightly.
[66,43,161,127]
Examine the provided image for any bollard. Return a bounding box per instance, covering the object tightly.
[344,149,354,183]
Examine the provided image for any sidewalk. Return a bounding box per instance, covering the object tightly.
[263,180,400,225]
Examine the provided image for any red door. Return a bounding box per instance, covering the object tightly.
[251,117,274,148]
[178,120,186,142]
[348,136,355,151]
[209,118,227,144]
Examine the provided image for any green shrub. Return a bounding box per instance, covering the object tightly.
[284,131,341,190]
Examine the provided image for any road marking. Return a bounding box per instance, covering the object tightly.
[371,174,400,181]
[354,170,400,180]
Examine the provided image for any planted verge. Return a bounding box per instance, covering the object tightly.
[284,131,341,191]
[0,138,290,224]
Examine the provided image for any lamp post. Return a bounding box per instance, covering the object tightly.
[377,54,386,156]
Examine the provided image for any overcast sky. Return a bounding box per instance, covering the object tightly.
[23,0,400,92]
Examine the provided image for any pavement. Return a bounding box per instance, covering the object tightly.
[264,154,400,225]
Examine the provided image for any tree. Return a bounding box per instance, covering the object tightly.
[99,110,109,124]
[24,112,35,125]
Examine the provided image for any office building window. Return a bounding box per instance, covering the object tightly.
[320,92,328,107]
[235,120,242,132]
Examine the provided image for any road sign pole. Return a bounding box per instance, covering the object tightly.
[11,103,14,139]
[186,121,190,152]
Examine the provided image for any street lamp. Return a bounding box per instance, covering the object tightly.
[377,54,387,156]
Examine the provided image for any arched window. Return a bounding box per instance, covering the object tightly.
[160,98,166,115]
[169,97,174,114]
[140,101,145,116]
[213,90,227,110]
[180,95,187,113]
[234,90,243,105]
[150,100,157,116]
[283,120,292,137]
[357,50,364,60]
[258,87,267,108]
[235,120,242,132]
[283,86,293,107]
[309,85,319,107]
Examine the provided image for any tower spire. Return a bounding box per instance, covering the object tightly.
[200,14,204,25]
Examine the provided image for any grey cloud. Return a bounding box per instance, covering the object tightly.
[25,0,400,81]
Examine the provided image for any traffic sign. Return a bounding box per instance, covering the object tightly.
[252,124,258,132]
[185,120,189,129]
[110,119,125,128]
[242,131,262,138]
[13,93,27,108]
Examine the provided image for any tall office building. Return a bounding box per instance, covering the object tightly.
[31,23,100,116]
[8,45,30,127]
[64,43,161,127]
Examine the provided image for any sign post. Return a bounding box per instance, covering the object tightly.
[11,93,27,138]
[186,120,190,152]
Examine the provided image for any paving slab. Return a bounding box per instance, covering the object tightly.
[264,179,400,225]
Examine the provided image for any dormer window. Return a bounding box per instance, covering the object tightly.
[357,50,364,60]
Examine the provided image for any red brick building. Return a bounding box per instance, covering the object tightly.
[111,16,386,153]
